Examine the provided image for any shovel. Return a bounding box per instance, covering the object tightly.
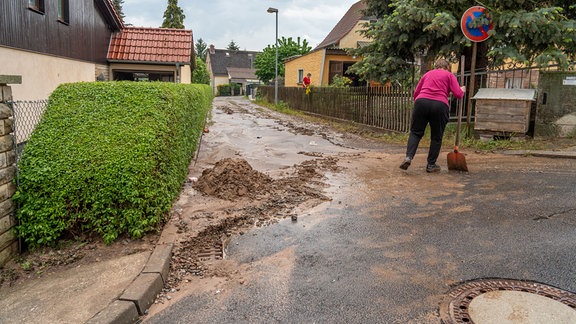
[447,56,469,172]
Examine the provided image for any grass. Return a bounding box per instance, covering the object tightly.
[253,98,302,116]
[254,98,574,152]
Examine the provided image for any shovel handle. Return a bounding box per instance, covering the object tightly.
[455,56,465,147]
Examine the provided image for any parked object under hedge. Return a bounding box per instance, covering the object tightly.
[13,82,213,247]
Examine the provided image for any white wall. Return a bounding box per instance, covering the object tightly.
[0,46,96,100]
[213,76,229,94]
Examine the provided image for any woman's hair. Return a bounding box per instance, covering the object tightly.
[434,59,450,70]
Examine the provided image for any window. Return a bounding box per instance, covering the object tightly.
[58,0,69,24]
[28,0,45,13]
[298,69,304,84]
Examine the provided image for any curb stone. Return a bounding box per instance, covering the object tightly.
[87,244,174,323]
[85,300,140,324]
[119,273,164,315]
[500,150,576,159]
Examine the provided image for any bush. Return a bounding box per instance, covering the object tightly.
[13,82,213,247]
[217,84,241,96]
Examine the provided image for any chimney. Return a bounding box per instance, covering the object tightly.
[209,44,215,54]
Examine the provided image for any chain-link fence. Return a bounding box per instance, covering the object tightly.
[9,100,48,171]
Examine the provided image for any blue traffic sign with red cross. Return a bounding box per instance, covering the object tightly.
[461,6,494,42]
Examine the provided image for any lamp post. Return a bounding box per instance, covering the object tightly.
[267,7,278,105]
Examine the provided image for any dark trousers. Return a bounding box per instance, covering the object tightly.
[405,98,449,165]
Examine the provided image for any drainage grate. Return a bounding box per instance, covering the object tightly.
[197,241,224,261]
[440,278,576,323]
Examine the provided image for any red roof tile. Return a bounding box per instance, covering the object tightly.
[107,27,193,64]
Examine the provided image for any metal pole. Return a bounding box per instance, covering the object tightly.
[267,7,279,105]
[466,42,477,138]
[274,11,278,105]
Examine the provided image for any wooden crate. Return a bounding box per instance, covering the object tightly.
[473,88,536,134]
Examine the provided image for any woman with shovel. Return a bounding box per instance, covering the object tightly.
[400,59,465,173]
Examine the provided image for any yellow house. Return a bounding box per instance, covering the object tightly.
[284,1,372,87]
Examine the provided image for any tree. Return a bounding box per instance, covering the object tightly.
[254,37,312,83]
[192,58,210,84]
[195,38,208,62]
[112,0,125,23]
[227,40,240,51]
[161,0,185,29]
[352,0,576,83]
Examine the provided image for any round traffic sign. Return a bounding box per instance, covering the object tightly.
[461,6,493,42]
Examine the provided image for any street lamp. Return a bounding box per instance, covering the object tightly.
[267,7,278,105]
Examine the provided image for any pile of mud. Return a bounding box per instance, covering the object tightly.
[163,156,339,289]
[194,158,273,200]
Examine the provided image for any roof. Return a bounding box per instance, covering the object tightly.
[314,1,368,50]
[473,88,537,101]
[208,49,260,77]
[107,27,193,64]
[227,67,258,82]
[96,0,124,31]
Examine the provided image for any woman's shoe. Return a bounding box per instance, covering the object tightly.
[426,164,441,173]
[399,157,411,170]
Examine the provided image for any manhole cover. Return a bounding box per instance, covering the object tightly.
[440,279,576,323]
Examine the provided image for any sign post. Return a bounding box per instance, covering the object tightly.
[461,6,493,136]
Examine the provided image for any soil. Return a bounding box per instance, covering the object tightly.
[0,150,340,291]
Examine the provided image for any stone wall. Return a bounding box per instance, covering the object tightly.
[536,72,576,137]
[95,64,110,81]
[0,76,19,266]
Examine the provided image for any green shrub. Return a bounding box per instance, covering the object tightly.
[13,82,213,247]
[328,74,352,88]
[217,84,241,96]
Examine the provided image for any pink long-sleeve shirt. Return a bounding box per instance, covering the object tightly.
[413,69,464,106]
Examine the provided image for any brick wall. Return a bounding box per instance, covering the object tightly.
[0,78,19,266]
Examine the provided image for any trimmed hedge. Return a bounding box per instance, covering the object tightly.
[14,82,213,247]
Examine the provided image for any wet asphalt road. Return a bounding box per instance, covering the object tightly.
[147,97,576,323]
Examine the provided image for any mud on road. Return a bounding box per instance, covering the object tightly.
[145,97,576,319]
[2,96,574,320]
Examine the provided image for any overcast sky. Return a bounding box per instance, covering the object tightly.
[122,0,361,51]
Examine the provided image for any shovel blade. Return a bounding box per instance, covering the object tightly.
[447,151,468,172]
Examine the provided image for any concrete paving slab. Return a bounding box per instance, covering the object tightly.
[0,251,149,324]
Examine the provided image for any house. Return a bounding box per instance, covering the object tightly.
[284,1,373,87]
[206,45,261,95]
[107,27,194,83]
[0,0,123,100]
[0,0,195,101]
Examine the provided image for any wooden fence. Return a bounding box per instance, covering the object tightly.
[258,86,414,133]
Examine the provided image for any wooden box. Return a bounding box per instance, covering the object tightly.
[473,88,536,134]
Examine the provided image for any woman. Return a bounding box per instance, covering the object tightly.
[400,59,465,173]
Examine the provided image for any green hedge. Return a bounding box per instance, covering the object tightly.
[13,82,213,247]
[217,84,241,96]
